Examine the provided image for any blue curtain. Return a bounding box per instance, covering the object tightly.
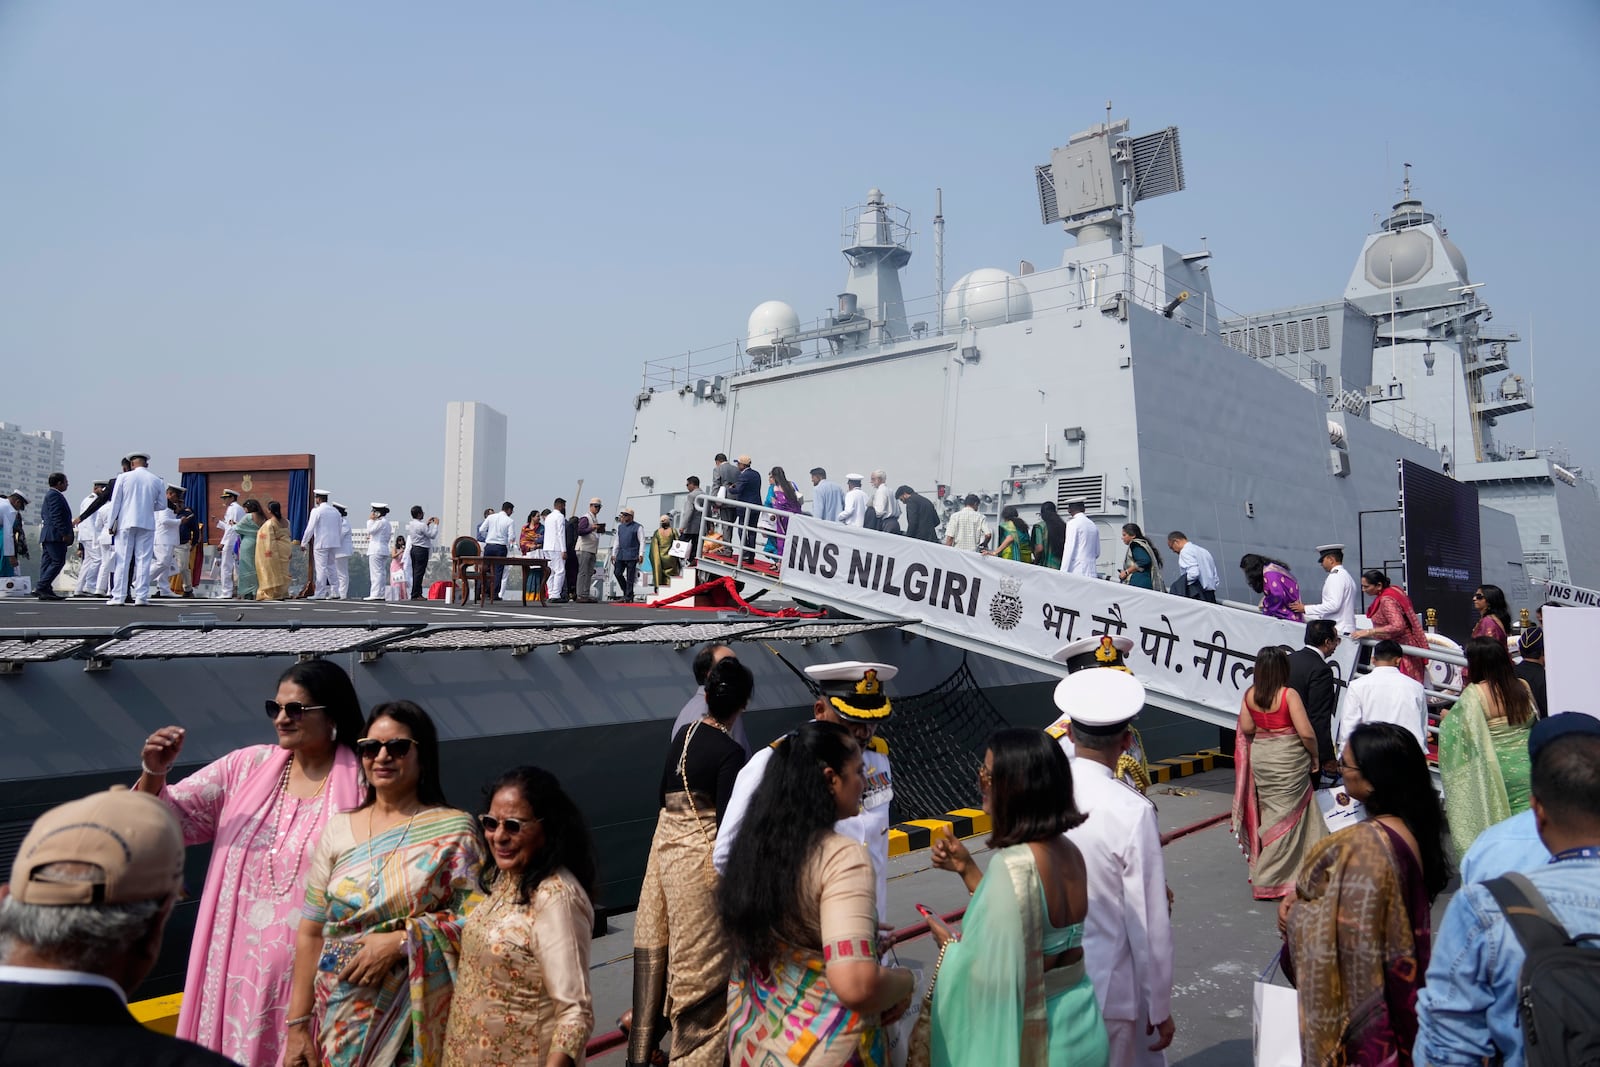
[183,474,209,544]
[288,470,309,542]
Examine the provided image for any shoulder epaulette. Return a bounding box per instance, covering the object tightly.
[867,736,889,756]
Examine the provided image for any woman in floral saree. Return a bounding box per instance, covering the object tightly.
[1438,636,1537,858]
[284,701,482,1067]
[1282,723,1450,1066]
[1351,570,1429,684]
[927,728,1108,1066]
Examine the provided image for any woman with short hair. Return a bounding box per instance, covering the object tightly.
[1231,646,1328,899]
[1282,723,1450,1066]
[1438,636,1538,858]
[720,720,914,1066]
[284,701,482,1067]
[134,660,366,1066]
[443,766,598,1066]
[925,728,1108,1065]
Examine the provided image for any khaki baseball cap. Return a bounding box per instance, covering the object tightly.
[9,788,184,906]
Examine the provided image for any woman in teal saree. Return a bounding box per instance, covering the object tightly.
[928,729,1108,1067]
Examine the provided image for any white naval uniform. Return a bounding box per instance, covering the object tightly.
[91,505,114,594]
[542,510,568,599]
[1304,564,1358,633]
[366,516,392,598]
[105,468,165,605]
[75,492,104,595]
[305,502,343,599]
[1062,512,1101,577]
[334,517,354,598]
[839,487,869,527]
[149,505,180,597]
[217,501,246,596]
[1064,756,1174,1067]
[715,736,893,923]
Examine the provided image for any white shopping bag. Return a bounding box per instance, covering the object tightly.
[885,962,924,1067]
[668,539,691,560]
[1253,950,1301,1067]
[1315,787,1367,832]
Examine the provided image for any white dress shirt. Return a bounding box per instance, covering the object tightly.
[406,517,439,549]
[305,502,342,550]
[1338,664,1429,752]
[105,468,165,532]
[1062,513,1101,576]
[1064,757,1174,1029]
[1177,541,1221,592]
[0,963,128,1004]
[840,487,869,527]
[478,511,516,547]
[1304,564,1359,633]
[716,739,893,922]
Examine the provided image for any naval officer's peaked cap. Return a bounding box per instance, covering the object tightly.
[1052,669,1146,735]
[1051,634,1135,673]
[805,660,898,722]
[1315,544,1345,557]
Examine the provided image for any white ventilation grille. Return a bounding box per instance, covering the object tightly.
[1056,475,1107,511]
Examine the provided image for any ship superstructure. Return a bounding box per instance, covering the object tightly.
[618,115,1561,612]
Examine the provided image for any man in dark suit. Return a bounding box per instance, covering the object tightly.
[896,485,940,542]
[732,454,763,563]
[1288,619,1341,784]
[35,473,73,600]
[0,789,234,1067]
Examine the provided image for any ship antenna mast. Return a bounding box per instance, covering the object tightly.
[935,188,946,335]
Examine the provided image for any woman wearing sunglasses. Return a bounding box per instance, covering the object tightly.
[442,766,598,1066]
[134,660,365,1067]
[284,701,482,1067]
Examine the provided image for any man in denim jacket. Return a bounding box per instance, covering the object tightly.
[1415,713,1600,1066]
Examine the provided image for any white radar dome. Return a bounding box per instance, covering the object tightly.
[943,269,1033,329]
[746,300,801,357]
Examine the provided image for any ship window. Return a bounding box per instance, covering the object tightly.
[1288,321,1301,353]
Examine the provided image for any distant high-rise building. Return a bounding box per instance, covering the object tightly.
[0,422,66,522]
[441,402,507,545]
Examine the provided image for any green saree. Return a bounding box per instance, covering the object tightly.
[1438,681,1534,859]
[930,845,1108,1067]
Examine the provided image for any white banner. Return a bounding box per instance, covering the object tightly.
[778,515,1359,720]
[1537,578,1600,609]
[1544,605,1600,720]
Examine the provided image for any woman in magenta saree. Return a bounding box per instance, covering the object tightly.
[767,465,804,557]
[134,660,365,1066]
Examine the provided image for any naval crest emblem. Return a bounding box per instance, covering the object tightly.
[988,576,1024,631]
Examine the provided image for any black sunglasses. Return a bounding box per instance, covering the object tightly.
[479,815,539,835]
[265,701,326,720]
[355,738,419,760]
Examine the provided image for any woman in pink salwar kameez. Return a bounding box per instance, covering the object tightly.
[135,660,366,1067]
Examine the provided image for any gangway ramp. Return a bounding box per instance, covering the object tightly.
[692,507,1359,731]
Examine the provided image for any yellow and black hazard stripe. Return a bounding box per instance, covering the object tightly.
[887,807,991,858]
[1146,751,1216,784]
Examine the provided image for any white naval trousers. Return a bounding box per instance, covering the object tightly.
[335,555,351,599]
[546,551,566,599]
[148,544,177,597]
[1104,1019,1167,1067]
[219,535,240,596]
[313,546,340,598]
[368,551,388,598]
[108,528,154,604]
[76,541,103,595]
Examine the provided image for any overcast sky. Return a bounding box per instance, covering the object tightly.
[2,0,1596,512]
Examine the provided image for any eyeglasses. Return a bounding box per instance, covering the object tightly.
[355,738,419,760]
[479,815,539,835]
[1473,593,1486,601]
[265,701,326,720]
[1337,762,1361,776]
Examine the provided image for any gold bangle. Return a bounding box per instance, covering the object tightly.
[286,1014,313,1028]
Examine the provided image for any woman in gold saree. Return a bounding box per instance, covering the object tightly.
[626,658,752,1067]
[647,515,680,588]
[1231,645,1328,899]
[284,701,482,1067]
[1282,723,1450,1066]
[1438,635,1537,859]
[256,499,292,600]
[927,729,1108,1067]
[443,765,596,1066]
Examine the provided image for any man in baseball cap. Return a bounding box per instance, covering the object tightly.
[0,789,232,1065]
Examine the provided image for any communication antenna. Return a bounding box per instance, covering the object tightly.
[934,188,946,335]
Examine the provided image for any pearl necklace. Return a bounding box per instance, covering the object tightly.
[262,760,330,898]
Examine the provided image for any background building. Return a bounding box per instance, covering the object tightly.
[0,422,66,522]
[442,401,507,545]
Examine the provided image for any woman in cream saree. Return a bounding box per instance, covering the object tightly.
[257,500,292,601]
